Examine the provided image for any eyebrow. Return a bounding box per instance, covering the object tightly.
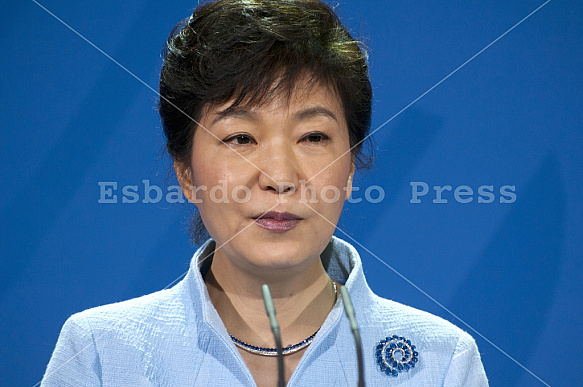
[211,105,339,126]
[211,109,258,126]
[293,106,338,123]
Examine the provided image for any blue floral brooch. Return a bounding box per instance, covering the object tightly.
[375,335,419,376]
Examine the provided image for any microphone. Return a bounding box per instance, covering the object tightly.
[340,285,365,387]
[261,284,285,387]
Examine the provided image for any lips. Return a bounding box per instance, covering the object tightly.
[254,211,302,232]
[256,211,302,221]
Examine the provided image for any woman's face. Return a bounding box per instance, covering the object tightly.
[178,82,354,276]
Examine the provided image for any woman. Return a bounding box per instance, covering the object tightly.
[42,0,488,385]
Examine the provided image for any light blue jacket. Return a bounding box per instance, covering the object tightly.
[42,237,488,386]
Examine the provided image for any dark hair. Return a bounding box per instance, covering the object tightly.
[159,0,373,243]
[159,0,372,169]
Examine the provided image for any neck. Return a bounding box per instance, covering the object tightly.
[205,249,336,349]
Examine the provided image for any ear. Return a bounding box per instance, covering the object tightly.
[345,161,355,200]
[174,161,197,204]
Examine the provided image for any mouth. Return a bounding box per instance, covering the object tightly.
[253,211,303,232]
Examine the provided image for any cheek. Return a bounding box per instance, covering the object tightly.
[190,155,253,206]
[311,162,351,208]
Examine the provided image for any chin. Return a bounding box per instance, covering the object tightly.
[244,238,317,269]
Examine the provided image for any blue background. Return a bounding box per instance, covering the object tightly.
[1,1,582,386]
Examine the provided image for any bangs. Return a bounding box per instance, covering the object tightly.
[207,67,339,117]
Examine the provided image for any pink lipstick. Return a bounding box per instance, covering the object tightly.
[254,212,302,232]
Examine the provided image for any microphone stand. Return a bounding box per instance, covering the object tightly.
[261,284,285,387]
[340,286,365,387]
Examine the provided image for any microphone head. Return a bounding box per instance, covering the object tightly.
[261,284,279,330]
[260,284,285,387]
[340,286,365,387]
[340,286,359,331]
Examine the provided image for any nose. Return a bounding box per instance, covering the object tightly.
[257,143,300,195]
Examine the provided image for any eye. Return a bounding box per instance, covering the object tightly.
[223,134,255,145]
[301,132,330,143]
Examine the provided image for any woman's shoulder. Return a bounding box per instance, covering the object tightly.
[362,293,475,350]
[351,293,488,384]
[65,282,190,336]
[42,280,203,385]
[349,294,488,385]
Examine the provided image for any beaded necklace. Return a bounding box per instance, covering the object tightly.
[230,281,337,356]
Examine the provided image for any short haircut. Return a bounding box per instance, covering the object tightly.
[159,0,373,170]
